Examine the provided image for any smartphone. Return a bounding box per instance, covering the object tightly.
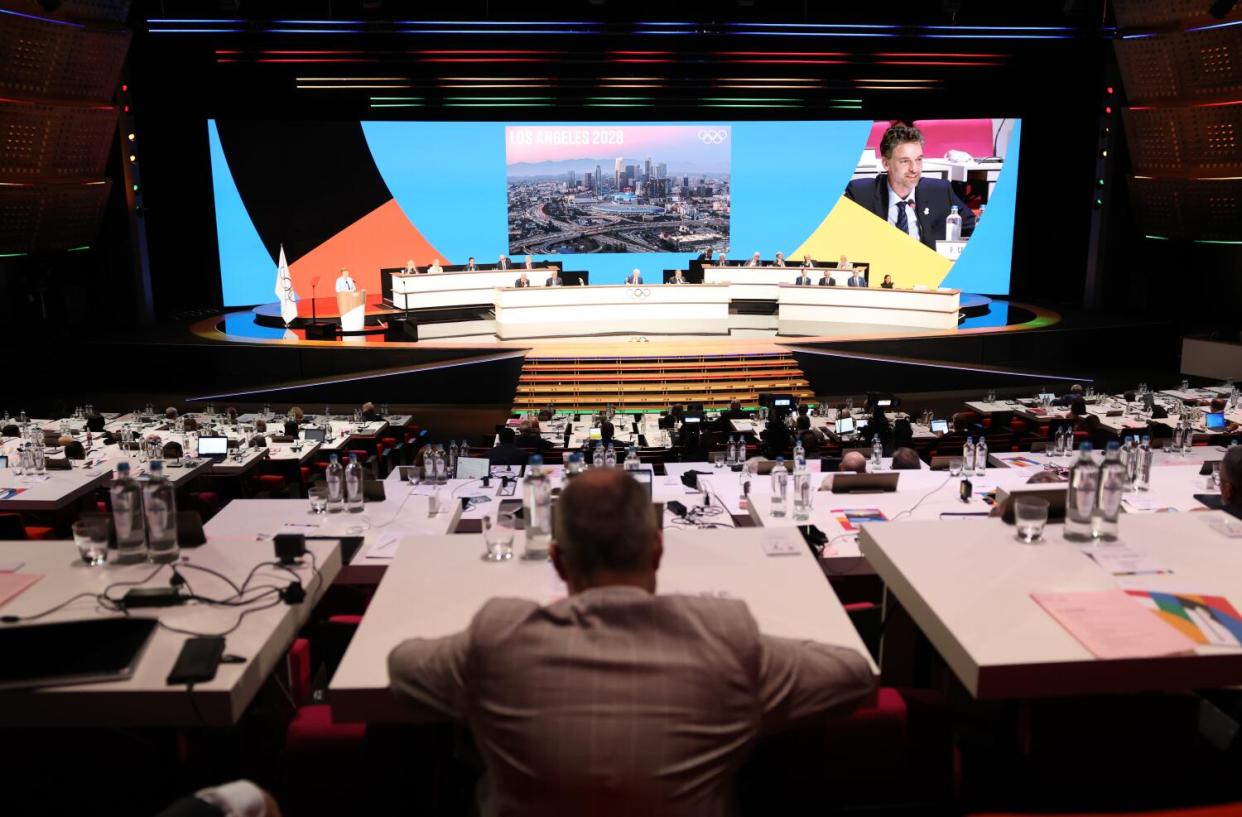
[959,478,973,501]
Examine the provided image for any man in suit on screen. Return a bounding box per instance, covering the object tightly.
[388,468,873,817]
[844,123,975,250]
[466,256,478,271]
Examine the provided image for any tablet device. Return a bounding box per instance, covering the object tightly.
[0,618,157,691]
[835,417,855,435]
[1206,411,1226,431]
[931,419,949,434]
[456,456,489,480]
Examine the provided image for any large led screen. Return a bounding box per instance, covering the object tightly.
[208,118,1020,306]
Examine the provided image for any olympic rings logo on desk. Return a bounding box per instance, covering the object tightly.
[629,288,651,298]
[697,129,728,145]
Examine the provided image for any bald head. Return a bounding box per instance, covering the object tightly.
[840,451,867,473]
[552,468,662,593]
[1222,446,1242,508]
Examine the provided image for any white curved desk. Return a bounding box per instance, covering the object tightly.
[493,283,730,339]
[777,283,961,331]
[703,264,854,298]
[391,267,558,309]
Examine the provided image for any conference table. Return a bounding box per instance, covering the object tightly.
[494,283,731,339]
[328,525,879,723]
[777,283,962,332]
[859,512,1242,699]
[390,267,560,310]
[0,536,339,727]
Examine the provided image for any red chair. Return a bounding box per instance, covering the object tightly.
[0,514,55,540]
[186,491,222,521]
[281,638,366,815]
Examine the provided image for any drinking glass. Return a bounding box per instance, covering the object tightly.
[308,485,329,514]
[949,458,964,477]
[1014,496,1050,543]
[482,512,516,561]
[712,452,725,469]
[73,519,110,566]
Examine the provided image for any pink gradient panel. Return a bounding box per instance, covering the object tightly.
[865,119,998,160]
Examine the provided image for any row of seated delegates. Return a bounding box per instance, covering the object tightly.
[790,269,877,288]
[401,253,548,274]
[623,269,690,285]
[707,249,855,270]
[511,269,581,288]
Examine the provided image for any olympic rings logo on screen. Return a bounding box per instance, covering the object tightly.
[630,288,650,298]
[697,129,728,145]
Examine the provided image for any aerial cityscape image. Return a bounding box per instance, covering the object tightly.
[505,124,731,255]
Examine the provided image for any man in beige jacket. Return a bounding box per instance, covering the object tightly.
[389,468,874,817]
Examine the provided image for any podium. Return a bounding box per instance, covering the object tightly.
[336,289,366,333]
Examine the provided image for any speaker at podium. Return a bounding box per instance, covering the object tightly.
[336,289,367,333]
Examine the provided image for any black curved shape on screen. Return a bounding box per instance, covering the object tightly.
[214,120,392,264]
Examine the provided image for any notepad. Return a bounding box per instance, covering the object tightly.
[0,573,43,609]
[1032,590,1198,659]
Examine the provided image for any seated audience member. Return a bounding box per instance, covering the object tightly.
[795,415,824,452]
[165,406,179,421]
[760,418,792,460]
[1027,469,1065,484]
[403,258,419,274]
[283,420,300,438]
[1220,446,1242,518]
[794,269,813,286]
[669,269,688,284]
[892,417,914,450]
[388,469,873,816]
[818,271,836,286]
[544,270,562,287]
[361,402,381,422]
[880,274,895,289]
[154,780,280,817]
[536,406,555,422]
[801,253,816,268]
[773,251,786,267]
[466,256,478,271]
[162,441,184,460]
[254,419,267,433]
[1056,383,1085,406]
[63,440,86,460]
[837,254,853,271]
[746,251,763,267]
[516,417,553,452]
[1,424,20,438]
[182,417,199,433]
[289,406,305,424]
[597,413,616,445]
[488,427,529,467]
[722,399,749,421]
[1210,398,1241,433]
[85,413,106,433]
[428,257,444,274]
[821,450,868,490]
[225,407,239,425]
[890,446,921,470]
[514,272,531,288]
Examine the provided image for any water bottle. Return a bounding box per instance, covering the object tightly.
[1119,437,1136,489]
[1096,442,1126,541]
[448,440,459,478]
[623,445,640,471]
[963,436,976,473]
[326,454,344,513]
[770,457,789,517]
[946,205,962,241]
[1171,425,1184,454]
[111,462,148,564]
[793,437,806,470]
[592,443,605,469]
[1181,420,1193,455]
[727,435,737,466]
[975,437,987,476]
[1065,443,1100,542]
[523,455,552,560]
[1135,436,1153,491]
[144,460,180,563]
[604,443,617,469]
[31,442,45,476]
[566,452,585,477]
[345,453,364,513]
[792,462,811,522]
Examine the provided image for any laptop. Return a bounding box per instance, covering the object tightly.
[1206,412,1227,431]
[830,472,900,493]
[302,427,327,443]
[456,456,490,480]
[196,435,229,461]
[0,618,157,691]
[930,419,949,434]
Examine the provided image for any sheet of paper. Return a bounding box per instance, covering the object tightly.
[1080,541,1172,577]
[1031,590,1198,659]
[0,573,43,609]
[760,532,802,556]
[363,534,402,560]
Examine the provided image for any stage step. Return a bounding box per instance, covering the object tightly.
[513,352,813,413]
